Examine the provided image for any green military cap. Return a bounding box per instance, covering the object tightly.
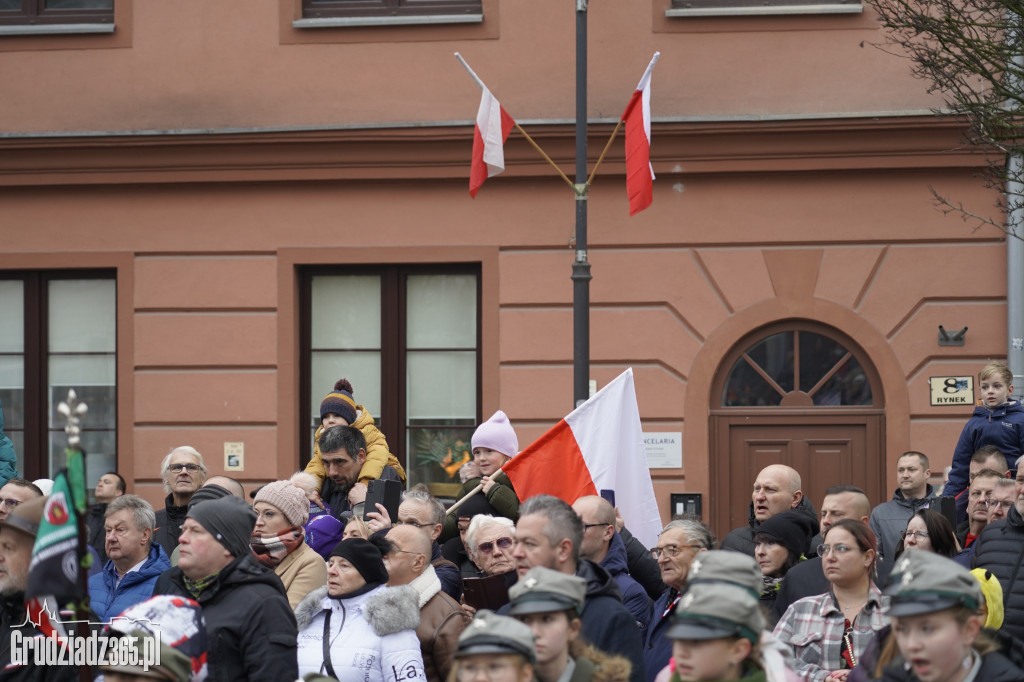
[508,566,586,615]
[686,550,763,597]
[456,610,537,664]
[100,630,192,682]
[884,549,982,617]
[667,583,764,644]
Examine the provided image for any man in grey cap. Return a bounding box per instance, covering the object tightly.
[152,495,297,682]
[0,496,76,681]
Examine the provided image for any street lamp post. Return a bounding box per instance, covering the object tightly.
[572,0,591,408]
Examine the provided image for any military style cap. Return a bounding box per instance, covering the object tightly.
[884,549,983,617]
[667,583,764,643]
[0,495,45,538]
[456,610,537,664]
[508,566,586,615]
[686,550,763,597]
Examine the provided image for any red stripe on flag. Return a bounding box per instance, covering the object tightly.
[469,100,514,198]
[502,420,598,504]
[622,89,653,216]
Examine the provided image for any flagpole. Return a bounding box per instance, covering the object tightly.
[585,119,624,189]
[454,53,578,193]
[446,462,509,515]
[572,0,591,408]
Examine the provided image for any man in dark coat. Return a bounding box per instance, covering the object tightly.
[0,496,77,681]
[86,471,125,564]
[152,495,298,682]
[720,464,817,557]
[152,446,207,555]
[510,494,646,682]
[318,425,400,517]
[972,499,1024,641]
[573,494,652,629]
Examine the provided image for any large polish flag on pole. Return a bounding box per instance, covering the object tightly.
[469,86,515,198]
[502,368,662,548]
[621,52,660,216]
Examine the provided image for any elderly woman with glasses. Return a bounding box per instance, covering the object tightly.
[773,519,889,682]
[466,515,517,578]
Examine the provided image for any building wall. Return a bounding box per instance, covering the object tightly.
[0,1,1008,529]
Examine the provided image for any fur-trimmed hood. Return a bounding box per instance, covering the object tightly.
[295,583,421,636]
[576,644,632,682]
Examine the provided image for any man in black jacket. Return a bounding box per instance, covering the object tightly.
[972,500,1024,641]
[152,495,298,682]
[152,446,207,556]
[720,464,817,557]
[86,471,125,564]
[510,494,646,682]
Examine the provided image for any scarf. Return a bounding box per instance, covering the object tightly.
[182,573,219,599]
[251,526,304,569]
[761,574,784,597]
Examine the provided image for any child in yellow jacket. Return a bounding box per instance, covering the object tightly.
[304,378,407,488]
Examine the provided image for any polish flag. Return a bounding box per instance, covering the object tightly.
[621,53,660,216]
[502,368,663,548]
[469,86,515,197]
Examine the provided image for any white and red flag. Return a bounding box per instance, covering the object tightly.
[621,53,660,216]
[469,86,515,198]
[502,368,662,548]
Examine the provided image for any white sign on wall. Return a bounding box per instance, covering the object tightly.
[644,432,682,469]
[929,377,974,406]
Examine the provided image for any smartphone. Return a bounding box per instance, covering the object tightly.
[600,489,615,507]
[363,478,402,522]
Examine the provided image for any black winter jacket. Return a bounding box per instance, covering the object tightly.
[972,504,1024,641]
[576,559,646,682]
[152,554,299,682]
[720,496,818,557]
[85,502,108,565]
[152,494,189,556]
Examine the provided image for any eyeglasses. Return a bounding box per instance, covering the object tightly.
[902,530,929,540]
[817,543,857,556]
[395,520,436,528]
[651,544,702,560]
[168,463,201,473]
[476,537,513,554]
[582,522,611,531]
[0,498,21,509]
[389,548,424,558]
[457,661,517,681]
[985,499,1014,511]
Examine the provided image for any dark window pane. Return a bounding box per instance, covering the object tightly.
[722,357,782,406]
[798,332,846,392]
[746,332,794,394]
[45,0,112,8]
[811,358,873,406]
[0,0,21,10]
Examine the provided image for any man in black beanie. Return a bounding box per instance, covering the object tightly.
[153,495,298,682]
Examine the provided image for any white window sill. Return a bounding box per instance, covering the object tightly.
[0,23,114,35]
[293,14,482,28]
[666,4,861,15]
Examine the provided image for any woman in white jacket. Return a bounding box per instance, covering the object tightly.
[295,537,425,682]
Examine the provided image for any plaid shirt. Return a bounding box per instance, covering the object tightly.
[772,585,889,682]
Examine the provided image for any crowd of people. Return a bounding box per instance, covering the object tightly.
[0,362,1022,682]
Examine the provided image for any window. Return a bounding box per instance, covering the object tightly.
[0,272,116,482]
[721,329,873,407]
[301,265,480,493]
[300,0,482,23]
[667,0,860,16]
[0,0,113,26]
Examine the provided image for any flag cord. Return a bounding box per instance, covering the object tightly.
[585,118,624,190]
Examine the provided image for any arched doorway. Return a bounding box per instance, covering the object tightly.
[709,321,886,539]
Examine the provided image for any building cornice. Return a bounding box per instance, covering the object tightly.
[0,114,988,187]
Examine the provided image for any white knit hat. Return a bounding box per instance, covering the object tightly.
[471,410,519,459]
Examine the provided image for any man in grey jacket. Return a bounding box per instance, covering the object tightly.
[869,451,938,560]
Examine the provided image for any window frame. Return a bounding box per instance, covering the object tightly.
[298,263,483,477]
[300,0,482,22]
[666,0,861,16]
[0,269,117,480]
[0,0,114,27]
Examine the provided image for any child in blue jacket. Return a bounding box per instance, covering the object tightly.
[946,361,1024,500]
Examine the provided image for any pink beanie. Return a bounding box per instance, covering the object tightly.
[254,480,309,526]
[471,410,519,458]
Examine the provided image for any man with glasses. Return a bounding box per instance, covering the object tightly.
[396,490,463,601]
[572,494,652,630]
[986,478,1016,524]
[511,495,646,682]
[385,523,469,682]
[153,446,207,556]
[957,468,1002,549]
[0,478,42,522]
[973,469,1024,641]
[642,516,714,682]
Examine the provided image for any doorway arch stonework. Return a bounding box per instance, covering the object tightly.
[682,297,911,539]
